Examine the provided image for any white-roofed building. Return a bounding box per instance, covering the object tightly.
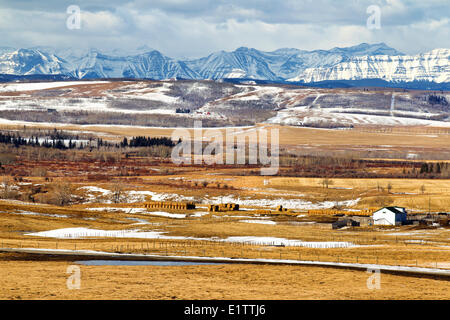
[373,207,408,226]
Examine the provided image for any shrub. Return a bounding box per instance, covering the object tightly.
[31,167,48,177]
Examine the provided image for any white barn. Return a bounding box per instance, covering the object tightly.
[373,207,407,226]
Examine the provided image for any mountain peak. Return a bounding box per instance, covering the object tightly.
[235,46,252,53]
[328,42,404,56]
[272,48,303,55]
[0,44,447,84]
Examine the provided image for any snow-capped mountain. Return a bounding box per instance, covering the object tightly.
[184,43,404,81]
[0,43,448,84]
[66,49,199,79]
[184,47,280,80]
[288,49,450,83]
[0,48,69,75]
[0,47,199,80]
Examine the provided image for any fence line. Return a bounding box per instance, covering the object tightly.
[0,239,448,271]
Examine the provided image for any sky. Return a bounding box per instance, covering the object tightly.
[0,0,448,58]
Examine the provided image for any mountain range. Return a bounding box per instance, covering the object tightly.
[0,43,448,85]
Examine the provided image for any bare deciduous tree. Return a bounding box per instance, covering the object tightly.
[320,178,333,189]
[420,184,426,194]
[111,181,127,204]
[1,176,16,199]
[52,182,73,206]
[387,183,393,194]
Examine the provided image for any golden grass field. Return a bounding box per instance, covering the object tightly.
[1,256,449,300]
[1,122,450,149]
[0,123,449,300]
[0,172,449,300]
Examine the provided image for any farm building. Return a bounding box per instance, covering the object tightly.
[372,207,407,226]
[332,218,360,229]
[208,203,239,212]
[145,201,196,210]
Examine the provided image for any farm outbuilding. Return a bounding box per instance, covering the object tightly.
[332,218,360,229]
[207,203,239,212]
[372,207,407,226]
[145,201,196,210]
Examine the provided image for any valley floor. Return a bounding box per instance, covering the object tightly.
[0,122,449,300]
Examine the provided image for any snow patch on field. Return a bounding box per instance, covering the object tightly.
[79,187,196,204]
[141,211,186,219]
[86,207,190,218]
[0,96,177,115]
[25,227,359,248]
[222,236,355,248]
[126,190,195,203]
[204,195,360,209]
[78,186,112,202]
[191,212,209,217]
[0,81,110,92]
[87,207,148,214]
[385,231,435,236]
[266,107,450,128]
[79,186,111,195]
[239,219,276,225]
[78,186,359,211]
[25,228,166,239]
[112,82,179,104]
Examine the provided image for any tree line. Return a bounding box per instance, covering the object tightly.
[0,132,77,150]
[428,94,448,106]
[120,136,177,148]
[277,155,450,179]
[0,131,178,151]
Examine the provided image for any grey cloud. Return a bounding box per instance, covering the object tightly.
[2,0,448,24]
[0,0,448,57]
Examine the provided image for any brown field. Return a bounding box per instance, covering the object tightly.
[0,256,449,300]
[0,122,449,300]
[2,122,449,147]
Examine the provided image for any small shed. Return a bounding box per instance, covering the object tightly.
[332,218,360,229]
[373,207,407,226]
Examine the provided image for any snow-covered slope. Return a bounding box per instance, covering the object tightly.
[0,80,448,128]
[0,47,199,80]
[67,49,199,80]
[183,43,405,81]
[0,48,69,75]
[288,49,449,83]
[185,47,280,80]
